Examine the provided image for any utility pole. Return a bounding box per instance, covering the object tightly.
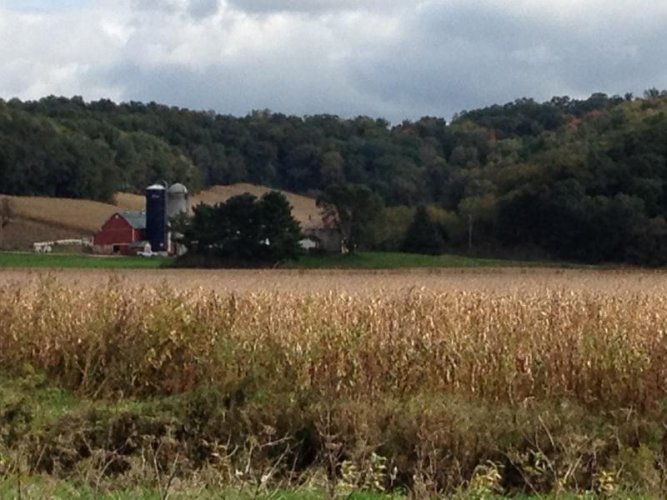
[467,213,473,252]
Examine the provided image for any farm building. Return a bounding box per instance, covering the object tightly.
[300,213,342,253]
[92,211,147,255]
[3,181,341,255]
[93,183,190,256]
[300,225,342,253]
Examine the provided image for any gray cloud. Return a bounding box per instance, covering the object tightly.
[223,0,399,14]
[132,0,219,18]
[343,0,667,116]
[131,0,179,13]
[2,0,667,122]
[188,0,219,18]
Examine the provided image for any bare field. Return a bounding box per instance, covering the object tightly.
[1,194,126,233]
[2,266,667,295]
[0,217,84,250]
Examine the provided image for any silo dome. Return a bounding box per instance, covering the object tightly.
[168,183,188,195]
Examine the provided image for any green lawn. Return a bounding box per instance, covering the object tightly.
[0,250,563,270]
[287,251,546,269]
[0,252,169,269]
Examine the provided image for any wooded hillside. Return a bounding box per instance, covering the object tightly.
[2,91,667,263]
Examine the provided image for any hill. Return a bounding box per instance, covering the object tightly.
[190,184,322,230]
[0,184,323,250]
[1,195,136,234]
[3,92,667,263]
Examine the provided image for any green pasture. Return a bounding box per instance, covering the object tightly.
[0,250,565,270]
[0,252,168,269]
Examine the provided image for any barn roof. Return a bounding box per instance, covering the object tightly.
[118,211,146,230]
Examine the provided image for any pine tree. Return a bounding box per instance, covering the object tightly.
[402,205,445,255]
[177,191,302,265]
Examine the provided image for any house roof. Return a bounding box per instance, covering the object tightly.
[118,211,146,230]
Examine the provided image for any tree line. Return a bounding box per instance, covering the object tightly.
[2,90,667,264]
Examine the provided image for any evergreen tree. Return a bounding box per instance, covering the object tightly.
[402,205,445,255]
[178,191,302,265]
[259,191,303,262]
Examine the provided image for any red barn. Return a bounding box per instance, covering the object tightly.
[93,211,146,255]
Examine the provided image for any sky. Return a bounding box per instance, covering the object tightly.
[1,0,666,122]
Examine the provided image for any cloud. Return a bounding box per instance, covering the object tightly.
[223,0,400,15]
[342,0,667,115]
[188,0,219,18]
[1,0,667,121]
[131,0,179,13]
[131,0,219,18]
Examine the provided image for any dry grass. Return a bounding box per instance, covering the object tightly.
[1,267,666,295]
[112,192,145,211]
[0,217,83,250]
[0,195,124,234]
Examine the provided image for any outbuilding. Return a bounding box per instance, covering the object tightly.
[92,211,146,255]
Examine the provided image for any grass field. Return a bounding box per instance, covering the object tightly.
[0,252,168,269]
[290,251,543,269]
[1,268,667,497]
[0,250,545,271]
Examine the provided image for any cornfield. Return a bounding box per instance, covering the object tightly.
[2,269,667,495]
[1,273,666,406]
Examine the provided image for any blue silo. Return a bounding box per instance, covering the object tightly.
[146,183,168,252]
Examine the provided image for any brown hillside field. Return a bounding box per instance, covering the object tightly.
[190,183,322,229]
[1,194,124,233]
[0,217,84,250]
[0,184,323,248]
[113,192,145,211]
[115,184,321,226]
[114,183,321,227]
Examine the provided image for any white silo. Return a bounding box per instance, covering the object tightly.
[167,183,189,218]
